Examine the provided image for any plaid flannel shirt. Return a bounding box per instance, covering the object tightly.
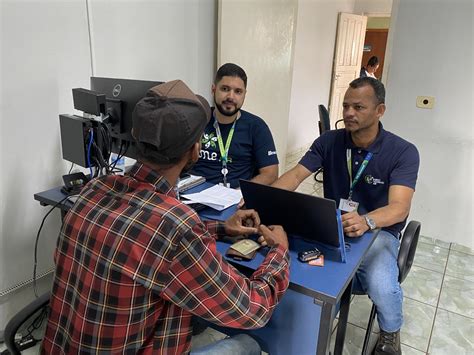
[42,163,289,354]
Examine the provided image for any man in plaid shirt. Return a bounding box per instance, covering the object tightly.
[42,80,290,354]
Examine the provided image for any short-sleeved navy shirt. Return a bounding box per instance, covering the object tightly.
[191,109,279,188]
[299,123,419,237]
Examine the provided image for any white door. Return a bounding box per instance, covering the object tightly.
[328,13,367,128]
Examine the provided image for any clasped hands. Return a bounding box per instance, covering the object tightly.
[225,209,289,249]
[341,211,369,237]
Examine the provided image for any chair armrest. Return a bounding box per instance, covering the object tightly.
[4,291,51,354]
[398,221,421,283]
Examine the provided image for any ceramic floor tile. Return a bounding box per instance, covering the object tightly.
[450,242,474,256]
[285,153,303,164]
[413,242,449,274]
[295,181,317,195]
[445,250,474,282]
[419,235,451,249]
[428,309,474,355]
[329,322,378,355]
[400,344,426,354]
[348,295,379,331]
[400,298,436,352]
[402,265,443,306]
[438,274,474,318]
[311,185,324,198]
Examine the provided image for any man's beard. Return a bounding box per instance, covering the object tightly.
[214,97,240,117]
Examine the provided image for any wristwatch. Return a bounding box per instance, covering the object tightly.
[364,215,377,230]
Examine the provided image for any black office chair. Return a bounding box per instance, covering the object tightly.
[4,291,51,354]
[318,104,331,135]
[335,119,345,129]
[314,105,331,183]
[359,220,421,355]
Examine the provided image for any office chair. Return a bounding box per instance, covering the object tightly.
[318,104,331,135]
[315,104,345,183]
[335,119,344,129]
[358,220,421,355]
[4,291,51,354]
[314,105,331,183]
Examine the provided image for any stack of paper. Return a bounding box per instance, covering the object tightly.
[181,185,242,211]
[177,174,206,192]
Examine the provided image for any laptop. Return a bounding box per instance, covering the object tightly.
[240,180,341,248]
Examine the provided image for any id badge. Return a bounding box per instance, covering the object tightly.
[339,198,359,212]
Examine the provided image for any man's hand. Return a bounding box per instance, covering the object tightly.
[257,225,289,250]
[225,209,260,236]
[341,211,369,237]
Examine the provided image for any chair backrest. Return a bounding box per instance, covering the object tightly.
[4,291,51,354]
[397,221,421,284]
[318,104,330,134]
[335,119,345,129]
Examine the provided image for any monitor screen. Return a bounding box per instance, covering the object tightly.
[90,77,163,159]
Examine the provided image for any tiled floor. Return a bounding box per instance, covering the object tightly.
[1,148,473,354]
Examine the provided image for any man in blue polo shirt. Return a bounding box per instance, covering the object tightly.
[191,63,279,188]
[274,77,419,355]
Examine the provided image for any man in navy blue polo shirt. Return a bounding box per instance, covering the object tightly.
[191,63,279,188]
[274,77,419,355]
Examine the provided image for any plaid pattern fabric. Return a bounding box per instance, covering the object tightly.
[42,163,289,354]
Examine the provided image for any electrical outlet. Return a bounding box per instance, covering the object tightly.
[416,96,435,109]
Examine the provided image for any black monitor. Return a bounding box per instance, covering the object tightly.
[90,77,163,159]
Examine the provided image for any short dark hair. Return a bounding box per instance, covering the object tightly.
[367,56,379,67]
[349,77,385,105]
[215,63,247,88]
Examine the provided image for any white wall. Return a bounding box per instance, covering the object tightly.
[218,0,298,168]
[354,0,392,15]
[0,0,216,323]
[385,0,473,248]
[0,0,92,298]
[287,0,355,153]
[90,0,216,100]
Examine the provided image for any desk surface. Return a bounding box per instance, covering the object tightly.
[34,181,376,355]
[35,183,376,304]
[218,231,376,304]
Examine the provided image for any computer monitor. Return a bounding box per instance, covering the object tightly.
[90,77,163,159]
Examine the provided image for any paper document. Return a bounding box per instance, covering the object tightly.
[182,185,242,211]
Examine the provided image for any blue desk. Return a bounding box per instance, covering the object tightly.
[211,234,376,354]
[34,184,377,355]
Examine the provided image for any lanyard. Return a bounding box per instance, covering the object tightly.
[346,149,373,200]
[213,114,239,185]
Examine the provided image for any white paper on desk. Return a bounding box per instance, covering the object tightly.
[181,185,242,211]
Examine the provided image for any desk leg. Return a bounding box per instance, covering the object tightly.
[316,300,334,355]
[334,279,352,355]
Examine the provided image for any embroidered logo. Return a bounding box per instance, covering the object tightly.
[267,150,277,156]
[201,133,218,149]
[364,175,385,186]
[199,132,232,162]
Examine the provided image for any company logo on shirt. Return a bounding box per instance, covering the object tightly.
[364,175,385,186]
[200,133,232,162]
[201,133,218,149]
[267,150,277,156]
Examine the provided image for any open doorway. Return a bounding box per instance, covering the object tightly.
[361,17,391,81]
